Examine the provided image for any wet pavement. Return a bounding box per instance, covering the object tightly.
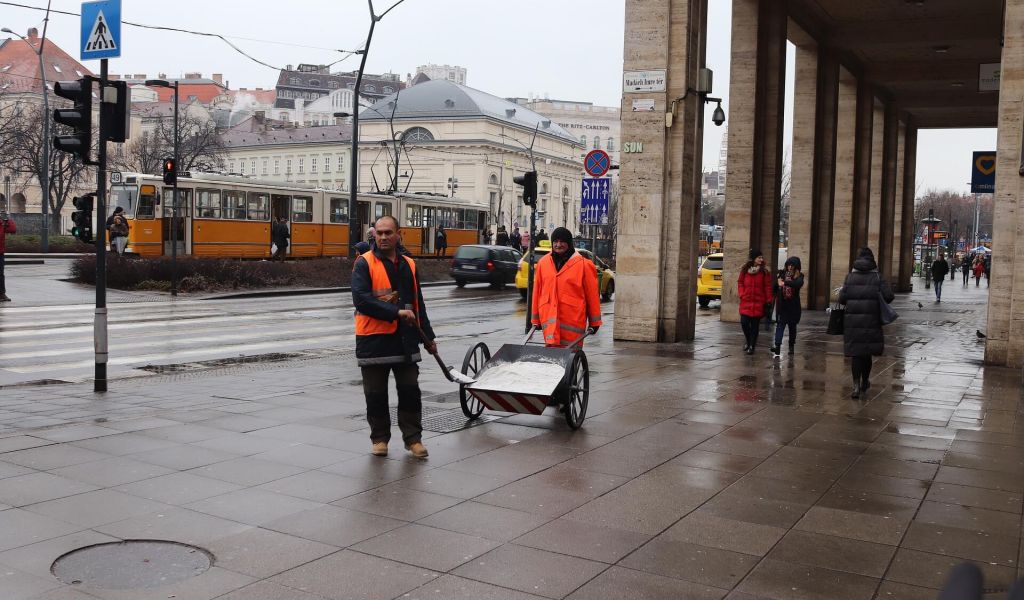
[0,274,1020,599]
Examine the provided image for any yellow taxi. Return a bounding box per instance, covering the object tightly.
[515,241,615,301]
[696,252,724,307]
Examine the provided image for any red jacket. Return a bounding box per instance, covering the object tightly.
[738,267,773,317]
[0,217,15,254]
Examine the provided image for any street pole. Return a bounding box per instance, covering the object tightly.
[171,81,179,297]
[94,59,109,393]
[974,193,980,248]
[348,1,377,259]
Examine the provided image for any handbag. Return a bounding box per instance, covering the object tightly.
[876,274,898,325]
[827,305,845,335]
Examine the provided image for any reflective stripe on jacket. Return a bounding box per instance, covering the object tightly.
[355,251,418,336]
[530,251,602,347]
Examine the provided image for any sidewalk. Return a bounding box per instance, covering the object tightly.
[0,276,1018,600]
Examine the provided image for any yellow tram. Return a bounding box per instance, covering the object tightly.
[108,172,487,258]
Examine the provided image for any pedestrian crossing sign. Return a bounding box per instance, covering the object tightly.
[80,0,121,60]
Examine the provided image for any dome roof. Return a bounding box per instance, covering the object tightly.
[359,80,576,144]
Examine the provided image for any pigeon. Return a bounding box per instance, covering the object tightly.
[977,330,987,339]
[917,302,923,309]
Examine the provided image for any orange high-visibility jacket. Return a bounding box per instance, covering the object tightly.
[355,250,418,336]
[531,251,602,347]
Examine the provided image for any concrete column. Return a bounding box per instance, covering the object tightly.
[985,0,1024,367]
[786,42,817,308]
[615,0,707,342]
[829,70,858,294]
[809,51,840,310]
[721,0,786,322]
[866,102,885,254]
[851,80,874,252]
[897,123,917,293]
[878,103,899,276]
[890,120,907,281]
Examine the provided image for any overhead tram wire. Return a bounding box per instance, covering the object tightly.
[0,1,361,71]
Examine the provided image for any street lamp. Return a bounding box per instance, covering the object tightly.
[447,177,459,197]
[3,27,50,253]
[144,79,180,297]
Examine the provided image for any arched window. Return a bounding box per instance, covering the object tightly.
[488,173,499,185]
[593,136,600,149]
[309,79,321,87]
[365,84,377,93]
[384,86,394,93]
[580,135,587,148]
[401,127,434,143]
[607,137,615,151]
[541,183,549,196]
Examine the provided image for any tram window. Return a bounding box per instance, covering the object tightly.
[246,192,270,221]
[137,185,157,219]
[405,204,421,228]
[161,188,192,217]
[292,196,314,222]
[329,197,348,223]
[464,209,478,229]
[374,202,392,219]
[225,191,246,220]
[197,188,222,219]
[110,186,136,217]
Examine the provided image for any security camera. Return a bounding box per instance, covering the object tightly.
[711,102,726,127]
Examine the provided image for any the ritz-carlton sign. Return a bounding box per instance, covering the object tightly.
[557,122,612,131]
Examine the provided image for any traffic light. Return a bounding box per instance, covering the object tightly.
[52,78,94,163]
[101,80,131,143]
[514,170,538,207]
[162,157,177,186]
[70,193,95,243]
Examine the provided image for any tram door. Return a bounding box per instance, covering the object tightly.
[162,188,192,256]
[421,206,435,254]
[271,195,291,255]
[356,201,371,241]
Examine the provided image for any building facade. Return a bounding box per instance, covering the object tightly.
[358,80,583,236]
[510,97,621,167]
[413,64,467,86]
[220,125,351,191]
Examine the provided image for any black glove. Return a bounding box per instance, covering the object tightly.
[589,326,599,335]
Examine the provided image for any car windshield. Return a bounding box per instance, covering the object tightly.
[702,257,724,270]
[455,246,489,260]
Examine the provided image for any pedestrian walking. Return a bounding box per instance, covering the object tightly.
[984,255,991,288]
[271,216,290,260]
[535,229,548,243]
[931,252,949,302]
[973,258,985,287]
[435,226,447,256]
[530,227,602,347]
[961,256,971,286]
[106,207,130,256]
[839,247,895,399]
[511,227,522,252]
[950,256,957,281]
[352,215,436,459]
[770,256,804,356]
[496,226,509,247]
[483,227,493,245]
[737,249,773,355]
[0,211,16,302]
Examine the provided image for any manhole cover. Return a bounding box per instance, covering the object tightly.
[52,541,212,590]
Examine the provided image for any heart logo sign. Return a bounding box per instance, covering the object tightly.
[976,155,996,176]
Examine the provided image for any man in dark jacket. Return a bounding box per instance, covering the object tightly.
[352,215,436,459]
[271,216,290,260]
[961,256,971,286]
[839,247,895,398]
[496,226,509,246]
[930,253,949,302]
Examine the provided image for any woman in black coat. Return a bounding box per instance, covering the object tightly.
[770,256,804,356]
[839,247,895,398]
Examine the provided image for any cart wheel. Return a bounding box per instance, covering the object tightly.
[459,342,490,419]
[565,351,589,429]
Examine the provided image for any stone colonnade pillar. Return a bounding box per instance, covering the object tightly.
[851,80,875,254]
[880,105,900,279]
[985,0,1024,366]
[614,0,707,342]
[897,123,917,292]
[829,70,858,294]
[721,0,786,322]
[866,102,885,255]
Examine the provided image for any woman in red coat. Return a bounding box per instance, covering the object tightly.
[737,248,774,355]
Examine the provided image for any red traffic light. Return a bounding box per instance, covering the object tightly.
[162,157,177,185]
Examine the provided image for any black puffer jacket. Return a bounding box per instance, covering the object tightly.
[838,255,895,357]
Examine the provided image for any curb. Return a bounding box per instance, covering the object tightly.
[7,259,46,265]
[201,280,457,300]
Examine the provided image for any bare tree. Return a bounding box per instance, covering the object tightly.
[110,130,164,174]
[118,106,226,175]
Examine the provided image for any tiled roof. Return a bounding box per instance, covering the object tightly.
[221,124,352,148]
[0,32,93,94]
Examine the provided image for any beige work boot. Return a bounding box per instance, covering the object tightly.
[371,441,388,456]
[405,441,428,458]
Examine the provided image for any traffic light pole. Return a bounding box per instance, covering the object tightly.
[93,59,109,393]
[525,204,537,334]
[171,82,179,297]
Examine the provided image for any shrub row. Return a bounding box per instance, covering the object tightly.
[69,255,455,293]
[6,235,94,253]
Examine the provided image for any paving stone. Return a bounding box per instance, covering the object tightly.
[332,482,463,521]
[901,521,1020,566]
[794,506,908,546]
[114,471,243,505]
[453,544,607,599]
[23,489,172,529]
[264,504,405,547]
[403,574,549,600]
[418,500,551,542]
[662,510,787,556]
[126,444,240,470]
[620,537,758,588]
[924,481,1023,513]
[736,558,879,600]
[186,488,323,525]
[886,548,1018,591]
[515,517,651,563]
[206,527,339,578]
[94,506,253,545]
[565,565,727,600]
[269,549,439,600]
[0,508,83,552]
[188,456,306,486]
[48,456,175,487]
[766,530,896,578]
[0,472,98,507]
[352,523,500,571]
[256,470,378,503]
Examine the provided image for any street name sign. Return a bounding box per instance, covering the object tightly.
[623,69,666,93]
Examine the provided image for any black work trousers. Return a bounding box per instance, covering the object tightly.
[361,363,422,445]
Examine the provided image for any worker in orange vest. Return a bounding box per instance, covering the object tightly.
[530,227,602,347]
[352,215,436,459]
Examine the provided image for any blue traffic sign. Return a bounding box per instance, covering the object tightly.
[580,178,610,225]
[584,150,611,177]
[81,0,121,60]
[970,151,996,193]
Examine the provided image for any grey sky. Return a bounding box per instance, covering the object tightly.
[5,0,995,193]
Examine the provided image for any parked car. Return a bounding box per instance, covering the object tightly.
[515,241,615,301]
[697,252,724,307]
[450,244,521,288]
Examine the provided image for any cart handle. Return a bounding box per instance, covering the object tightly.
[523,325,538,346]
[566,328,595,351]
